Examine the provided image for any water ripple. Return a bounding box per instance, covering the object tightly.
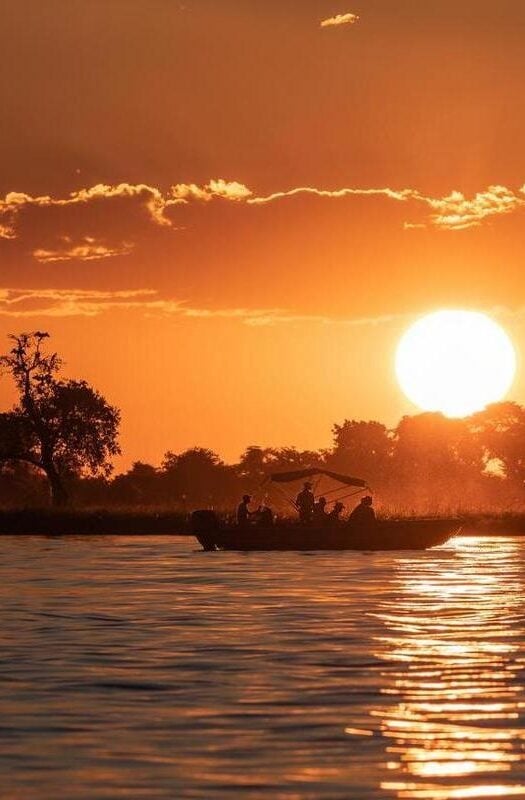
[0,535,524,798]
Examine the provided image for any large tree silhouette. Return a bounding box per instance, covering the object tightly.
[162,447,239,507]
[470,402,525,486]
[328,420,392,486]
[0,332,120,506]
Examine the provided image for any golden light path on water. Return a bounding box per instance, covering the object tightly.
[0,535,524,798]
[372,538,525,799]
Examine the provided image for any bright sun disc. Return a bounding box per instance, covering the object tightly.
[395,310,517,417]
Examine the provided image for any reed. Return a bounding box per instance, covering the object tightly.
[0,508,191,536]
[0,507,525,535]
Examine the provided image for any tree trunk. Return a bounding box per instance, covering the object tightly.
[44,462,68,507]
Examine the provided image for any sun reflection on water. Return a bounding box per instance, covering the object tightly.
[372,537,525,799]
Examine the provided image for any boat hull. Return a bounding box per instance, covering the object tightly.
[194,518,461,552]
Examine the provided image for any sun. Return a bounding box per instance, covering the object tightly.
[395,310,517,417]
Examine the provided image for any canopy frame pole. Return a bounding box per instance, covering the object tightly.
[334,487,369,506]
[258,475,300,513]
[317,484,360,499]
[271,481,299,512]
[312,473,324,497]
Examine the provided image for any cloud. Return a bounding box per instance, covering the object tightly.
[0,287,281,320]
[0,179,251,246]
[248,186,414,205]
[0,288,158,318]
[403,222,427,230]
[248,182,525,231]
[33,237,134,263]
[170,179,252,203]
[0,223,15,240]
[241,311,401,328]
[320,12,359,28]
[0,287,405,327]
[0,183,172,238]
[422,185,525,230]
[0,178,524,262]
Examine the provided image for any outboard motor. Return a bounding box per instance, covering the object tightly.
[191,510,221,551]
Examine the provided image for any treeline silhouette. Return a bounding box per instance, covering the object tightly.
[2,403,525,513]
[1,331,525,514]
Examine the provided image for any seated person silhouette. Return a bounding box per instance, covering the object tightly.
[313,496,328,524]
[237,494,254,528]
[327,501,344,525]
[257,503,274,527]
[349,496,376,527]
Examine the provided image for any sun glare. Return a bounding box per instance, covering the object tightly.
[395,310,517,417]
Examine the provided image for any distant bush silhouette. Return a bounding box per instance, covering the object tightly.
[102,407,525,513]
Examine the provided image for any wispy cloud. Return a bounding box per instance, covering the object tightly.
[0,223,15,240]
[0,287,405,328]
[0,288,158,318]
[320,12,359,28]
[248,186,413,205]
[33,237,134,263]
[0,287,278,320]
[403,222,426,230]
[5,287,522,332]
[170,179,252,203]
[423,185,525,230]
[248,182,525,231]
[0,183,171,237]
[1,178,524,260]
[0,179,252,244]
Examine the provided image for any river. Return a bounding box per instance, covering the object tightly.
[1,535,524,799]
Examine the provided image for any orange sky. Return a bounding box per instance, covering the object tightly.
[2,0,525,467]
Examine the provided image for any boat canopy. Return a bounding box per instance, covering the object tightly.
[269,467,366,488]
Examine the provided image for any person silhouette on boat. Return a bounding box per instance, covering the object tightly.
[327,501,344,525]
[349,495,376,526]
[313,496,328,524]
[296,481,315,523]
[257,503,274,527]
[237,494,254,527]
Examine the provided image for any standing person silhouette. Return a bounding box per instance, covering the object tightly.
[296,482,315,523]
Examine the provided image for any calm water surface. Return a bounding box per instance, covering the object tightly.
[1,535,524,799]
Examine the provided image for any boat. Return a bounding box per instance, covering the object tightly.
[192,515,460,551]
[191,468,461,551]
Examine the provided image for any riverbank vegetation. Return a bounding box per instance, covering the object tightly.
[2,407,525,517]
[2,332,525,516]
[1,508,525,537]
